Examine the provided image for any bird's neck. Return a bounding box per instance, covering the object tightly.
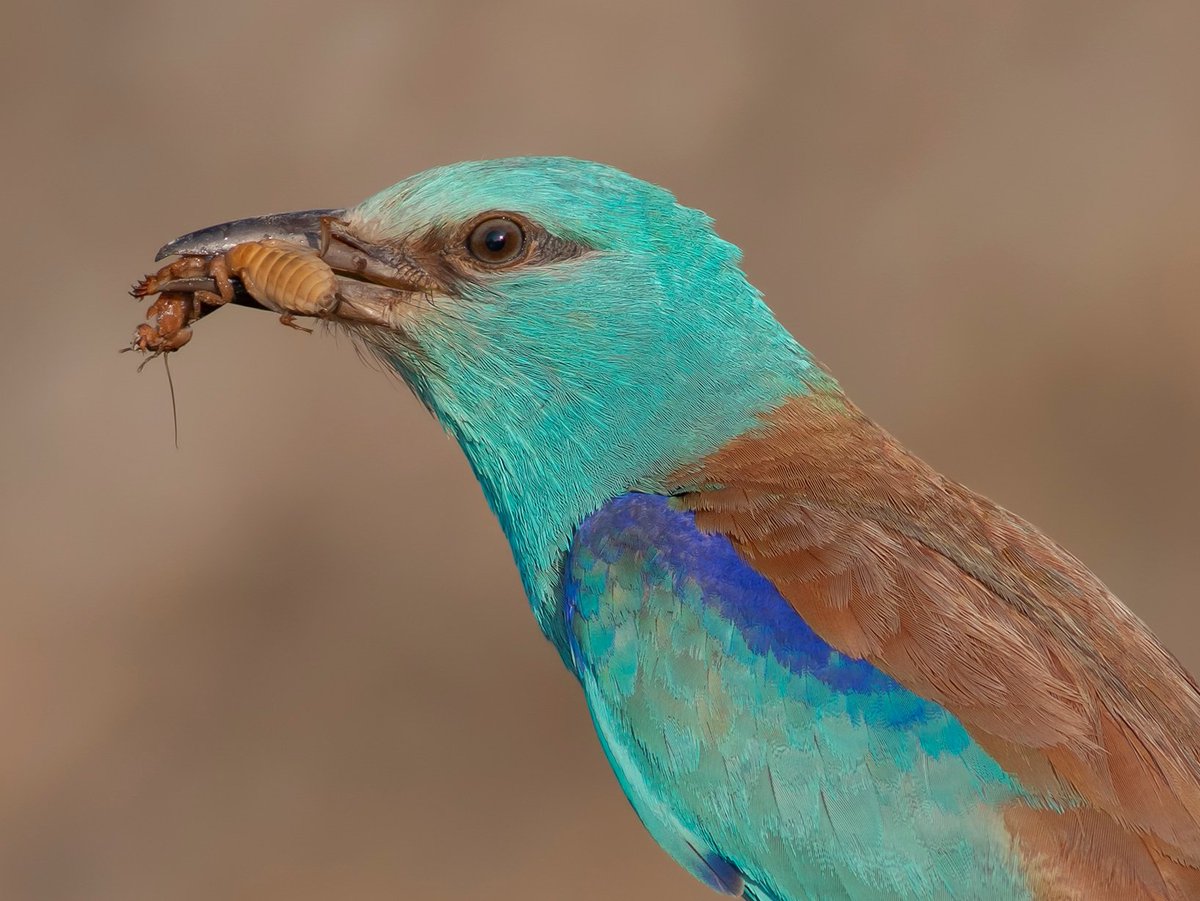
[446,348,835,655]
[377,262,838,654]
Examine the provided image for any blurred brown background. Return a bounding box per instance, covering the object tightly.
[2,2,1199,899]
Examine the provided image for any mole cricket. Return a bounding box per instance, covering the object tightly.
[125,208,409,366]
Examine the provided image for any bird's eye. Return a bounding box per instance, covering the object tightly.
[467,218,525,265]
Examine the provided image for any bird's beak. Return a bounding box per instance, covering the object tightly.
[153,208,345,261]
[151,209,434,329]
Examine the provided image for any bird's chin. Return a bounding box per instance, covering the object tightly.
[325,278,420,332]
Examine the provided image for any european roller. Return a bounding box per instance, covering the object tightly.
[153,158,1200,900]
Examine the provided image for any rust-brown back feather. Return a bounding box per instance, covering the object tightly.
[667,391,1200,893]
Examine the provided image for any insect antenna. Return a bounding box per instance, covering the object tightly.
[163,353,180,449]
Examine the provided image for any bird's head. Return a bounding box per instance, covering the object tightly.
[161,158,832,631]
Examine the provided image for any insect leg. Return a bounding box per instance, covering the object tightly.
[278,313,314,333]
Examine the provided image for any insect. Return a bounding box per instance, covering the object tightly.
[126,213,413,445]
[127,238,340,362]
[126,208,418,374]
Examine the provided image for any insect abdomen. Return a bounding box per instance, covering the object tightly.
[226,240,338,316]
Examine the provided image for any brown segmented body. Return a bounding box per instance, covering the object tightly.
[224,239,338,317]
[127,238,342,362]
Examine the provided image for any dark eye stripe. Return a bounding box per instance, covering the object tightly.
[396,215,591,295]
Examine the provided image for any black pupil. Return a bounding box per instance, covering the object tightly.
[484,228,509,253]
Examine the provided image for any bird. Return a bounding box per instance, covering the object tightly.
[154,158,1200,899]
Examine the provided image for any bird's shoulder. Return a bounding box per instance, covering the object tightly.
[666,392,1200,876]
[562,490,1035,900]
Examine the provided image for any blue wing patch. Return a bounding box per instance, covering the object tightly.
[562,493,1034,901]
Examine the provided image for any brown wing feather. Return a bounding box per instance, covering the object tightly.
[668,392,1200,885]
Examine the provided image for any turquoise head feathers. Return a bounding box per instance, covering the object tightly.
[346,158,829,637]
